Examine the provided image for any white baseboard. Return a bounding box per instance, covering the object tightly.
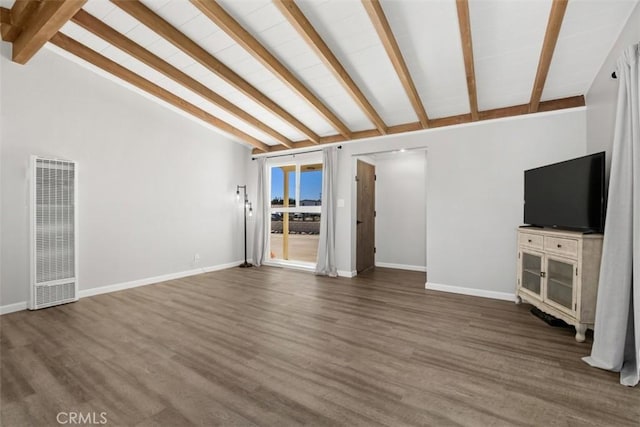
[1,260,243,315]
[203,260,247,273]
[375,262,427,272]
[337,270,357,278]
[78,260,243,298]
[425,282,516,302]
[0,301,28,315]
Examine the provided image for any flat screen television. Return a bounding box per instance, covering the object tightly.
[524,152,605,232]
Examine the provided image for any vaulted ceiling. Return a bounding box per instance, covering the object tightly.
[1,0,637,154]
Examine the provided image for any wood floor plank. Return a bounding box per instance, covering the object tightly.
[1,266,638,426]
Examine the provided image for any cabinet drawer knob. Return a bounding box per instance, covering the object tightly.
[528,239,532,243]
[557,244,562,248]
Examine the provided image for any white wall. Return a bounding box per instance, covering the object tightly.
[332,109,587,297]
[1,45,250,309]
[586,1,640,172]
[374,150,426,271]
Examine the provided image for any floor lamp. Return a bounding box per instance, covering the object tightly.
[236,185,253,268]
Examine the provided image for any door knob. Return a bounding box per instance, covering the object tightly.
[356,220,363,225]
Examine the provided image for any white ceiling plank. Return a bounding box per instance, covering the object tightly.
[141,0,171,13]
[60,20,111,52]
[145,37,180,59]
[198,0,366,134]
[177,13,218,42]
[470,0,553,111]
[144,0,201,28]
[98,44,130,64]
[219,0,282,33]
[99,6,142,35]
[124,22,162,49]
[119,0,336,138]
[83,0,116,20]
[215,43,257,67]
[375,0,469,120]
[208,0,373,133]
[542,0,639,101]
[197,28,236,54]
[256,21,296,50]
[221,90,307,141]
[9,0,632,149]
[294,0,412,126]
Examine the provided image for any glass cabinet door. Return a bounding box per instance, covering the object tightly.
[520,251,543,298]
[545,257,576,312]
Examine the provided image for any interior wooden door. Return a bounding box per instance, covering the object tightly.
[356,160,376,273]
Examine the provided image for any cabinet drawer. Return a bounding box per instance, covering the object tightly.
[519,232,543,249]
[544,236,578,257]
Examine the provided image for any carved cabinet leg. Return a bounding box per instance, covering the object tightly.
[575,324,588,342]
[515,296,522,305]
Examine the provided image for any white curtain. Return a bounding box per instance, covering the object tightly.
[583,43,640,387]
[252,158,269,267]
[316,147,338,276]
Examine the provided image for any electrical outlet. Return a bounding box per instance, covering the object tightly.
[193,253,200,265]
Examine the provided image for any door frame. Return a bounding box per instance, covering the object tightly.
[349,148,428,278]
[262,151,323,272]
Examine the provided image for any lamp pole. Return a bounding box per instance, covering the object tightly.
[236,185,253,268]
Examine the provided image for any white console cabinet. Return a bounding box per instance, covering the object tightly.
[516,227,603,342]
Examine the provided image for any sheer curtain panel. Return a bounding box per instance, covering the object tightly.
[252,158,269,267]
[316,147,338,276]
[583,42,640,387]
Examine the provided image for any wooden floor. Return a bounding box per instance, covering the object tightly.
[1,267,638,426]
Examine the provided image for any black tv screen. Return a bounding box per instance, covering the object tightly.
[524,152,605,232]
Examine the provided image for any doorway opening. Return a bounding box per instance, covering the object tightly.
[354,149,427,277]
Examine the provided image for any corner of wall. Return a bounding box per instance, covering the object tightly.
[585,2,640,167]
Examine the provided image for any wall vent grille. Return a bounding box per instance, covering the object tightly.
[35,282,76,308]
[30,157,78,310]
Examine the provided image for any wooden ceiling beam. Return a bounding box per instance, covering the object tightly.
[529,0,569,113]
[455,0,479,121]
[190,0,352,139]
[362,0,429,128]
[12,0,86,64]
[0,7,12,35]
[254,95,585,155]
[111,0,320,145]
[1,1,40,42]
[49,32,269,152]
[274,0,387,135]
[72,9,293,149]
[10,0,30,17]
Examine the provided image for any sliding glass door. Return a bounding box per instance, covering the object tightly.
[269,158,323,265]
